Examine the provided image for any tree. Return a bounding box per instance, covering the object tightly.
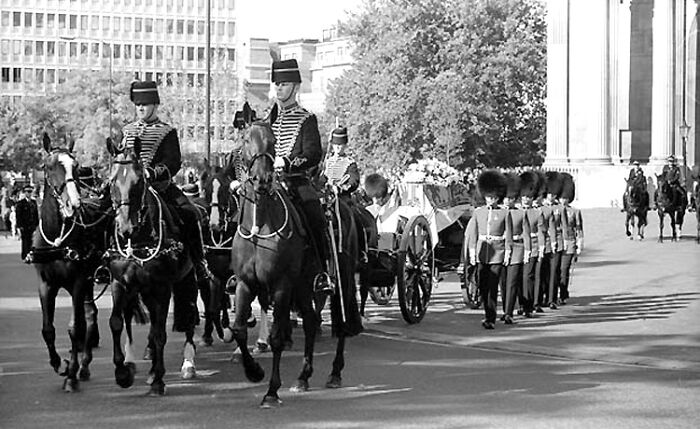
[324,0,546,174]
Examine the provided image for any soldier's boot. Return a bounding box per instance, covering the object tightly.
[185,221,214,283]
[312,228,335,296]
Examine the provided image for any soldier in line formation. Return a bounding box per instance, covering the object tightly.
[465,169,584,330]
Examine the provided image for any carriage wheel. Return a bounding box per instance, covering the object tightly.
[397,216,434,324]
[368,284,396,306]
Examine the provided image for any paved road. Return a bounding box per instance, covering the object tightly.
[0,208,699,428]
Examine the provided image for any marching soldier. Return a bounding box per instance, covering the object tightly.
[500,173,531,324]
[268,59,333,294]
[121,80,209,330]
[519,171,542,318]
[465,170,513,330]
[559,173,583,305]
[537,171,562,312]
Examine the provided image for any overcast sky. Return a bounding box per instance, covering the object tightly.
[236,0,363,42]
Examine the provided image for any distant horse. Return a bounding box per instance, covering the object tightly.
[105,137,199,395]
[31,133,110,392]
[655,174,686,243]
[624,177,649,240]
[230,117,362,407]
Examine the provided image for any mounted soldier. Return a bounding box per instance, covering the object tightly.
[320,127,360,200]
[267,59,333,294]
[120,81,213,301]
[662,155,686,203]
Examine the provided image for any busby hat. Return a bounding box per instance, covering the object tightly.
[130,81,160,105]
[233,102,258,129]
[519,171,541,198]
[544,171,564,197]
[632,160,640,166]
[330,127,348,145]
[503,172,521,199]
[560,173,575,201]
[667,155,677,163]
[271,59,302,83]
[364,173,388,199]
[477,169,507,199]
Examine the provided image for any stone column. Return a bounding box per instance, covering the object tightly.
[650,0,676,164]
[568,0,612,164]
[544,0,569,165]
[616,0,633,163]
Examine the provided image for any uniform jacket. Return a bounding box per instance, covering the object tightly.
[662,165,681,184]
[15,198,38,231]
[122,118,181,194]
[320,153,360,195]
[523,206,541,255]
[537,204,556,254]
[628,168,646,187]
[271,103,322,175]
[550,203,565,253]
[465,205,513,265]
[562,205,584,254]
[506,206,531,265]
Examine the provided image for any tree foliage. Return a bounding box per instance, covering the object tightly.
[324,0,546,175]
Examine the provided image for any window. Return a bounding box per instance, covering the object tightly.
[227,22,234,37]
[36,14,44,28]
[166,19,173,34]
[47,14,55,29]
[24,41,32,56]
[103,16,110,31]
[1,12,9,29]
[145,45,152,60]
[217,21,224,36]
[113,44,121,58]
[156,46,163,61]
[47,41,55,56]
[197,47,204,61]
[1,68,10,83]
[145,18,153,33]
[187,73,194,86]
[80,15,88,31]
[175,46,183,60]
[135,44,142,59]
[103,43,110,58]
[135,18,142,33]
[124,17,132,32]
[177,20,184,34]
[91,42,99,58]
[13,12,21,27]
[69,15,77,30]
[197,20,204,36]
[80,42,88,56]
[113,17,120,32]
[36,68,44,83]
[123,44,131,59]
[69,42,77,58]
[58,69,67,84]
[36,41,44,56]
[12,68,21,83]
[227,48,235,62]
[155,19,163,33]
[187,46,194,61]
[145,72,152,81]
[187,20,194,35]
[22,68,32,84]
[0,40,9,59]
[58,42,66,58]
[91,16,99,30]
[228,0,235,9]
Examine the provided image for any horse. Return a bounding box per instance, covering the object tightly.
[229,118,362,407]
[104,137,199,395]
[655,174,686,243]
[624,177,649,240]
[31,133,111,392]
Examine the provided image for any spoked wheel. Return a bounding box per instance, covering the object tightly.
[461,265,480,309]
[368,284,396,306]
[397,215,434,324]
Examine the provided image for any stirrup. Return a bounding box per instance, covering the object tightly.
[314,273,335,296]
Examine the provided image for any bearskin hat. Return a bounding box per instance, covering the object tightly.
[364,173,388,199]
[519,171,541,198]
[544,171,563,197]
[560,173,575,201]
[503,172,521,199]
[477,169,507,199]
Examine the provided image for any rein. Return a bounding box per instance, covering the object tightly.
[237,186,291,240]
[113,187,165,263]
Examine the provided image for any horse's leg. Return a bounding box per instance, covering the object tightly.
[232,281,265,382]
[326,334,346,389]
[39,280,65,375]
[146,291,169,396]
[198,275,214,346]
[625,212,632,238]
[261,285,292,408]
[290,284,317,393]
[179,272,198,379]
[658,210,665,243]
[255,305,270,353]
[670,211,678,242]
[63,284,87,392]
[79,284,98,382]
[110,281,135,389]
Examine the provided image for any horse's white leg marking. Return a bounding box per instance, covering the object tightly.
[124,339,136,364]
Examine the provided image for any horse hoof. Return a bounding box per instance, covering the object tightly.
[49,355,62,373]
[146,381,166,396]
[181,360,196,380]
[289,379,309,393]
[251,342,270,355]
[62,378,79,393]
[260,395,282,409]
[78,366,91,381]
[629,235,634,240]
[222,327,235,344]
[58,359,70,376]
[115,362,136,389]
[198,336,213,347]
[325,374,342,389]
[143,347,153,361]
[146,372,155,385]
[244,361,265,383]
[626,231,631,237]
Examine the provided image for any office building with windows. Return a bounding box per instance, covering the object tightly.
[0,0,238,154]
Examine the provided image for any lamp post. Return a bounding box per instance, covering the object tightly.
[59,36,113,141]
[679,121,691,184]
[205,0,211,164]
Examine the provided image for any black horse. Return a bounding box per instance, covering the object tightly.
[229,116,362,407]
[105,138,199,395]
[624,177,649,240]
[655,174,686,243]
[31,133,110,392]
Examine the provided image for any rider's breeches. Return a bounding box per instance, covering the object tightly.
[177,203,206,264]
[299,198,329,270]
[504,263,524,317]
[523,255,538,313]
[547,251,563,305]
[477,263,502,324]
[559,253,575,300]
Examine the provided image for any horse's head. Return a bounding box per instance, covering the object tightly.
[42,132,81,218]
[236,102,276,194]
[106,136,146,238]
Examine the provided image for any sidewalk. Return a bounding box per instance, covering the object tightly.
[0,232,21,255]
[360,208,700,372]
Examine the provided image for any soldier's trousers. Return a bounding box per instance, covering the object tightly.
[504,263,524,317]
[20,231,34,261]
[523,255,538,314]
[548,251,563,306]
[477,263,502,324]
[535,253,551,308]
[559,253,576,301]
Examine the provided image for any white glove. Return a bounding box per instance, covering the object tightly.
[229,180,241,193]
[538,246,545,259]
[273,156,287,170]
[504,250,511,266]
[524,250,531,262]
